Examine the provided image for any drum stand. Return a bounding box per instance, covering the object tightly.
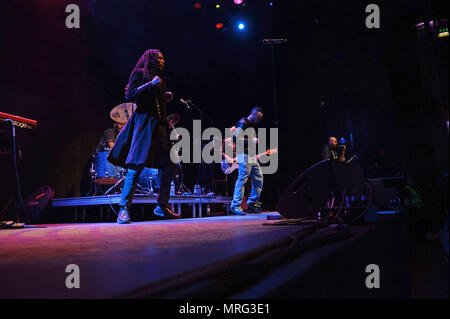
[104,177,156,196]
[85,161,97,196]
[175,163,191,194]
[140,178,157,195]
[178,183,192,194]
[104,176,125,195]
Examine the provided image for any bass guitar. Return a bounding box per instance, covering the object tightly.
[221,149,277,175]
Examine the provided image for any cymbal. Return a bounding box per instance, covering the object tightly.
[110,103,137,123]
[167,113,181,127]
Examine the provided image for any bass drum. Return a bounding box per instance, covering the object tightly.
[94,150,124,185]
[138,167,160,191]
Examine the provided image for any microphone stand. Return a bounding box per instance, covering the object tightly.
[181,99,216,195]
[262,38,287,201]
[169,121,191,194]
[184,100,216,126]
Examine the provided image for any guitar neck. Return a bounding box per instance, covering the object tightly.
[256,150,275,159]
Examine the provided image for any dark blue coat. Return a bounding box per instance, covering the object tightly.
[108,69,170,168]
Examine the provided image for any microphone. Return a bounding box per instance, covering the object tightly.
[261,38,288,45]
[179,98,191,110]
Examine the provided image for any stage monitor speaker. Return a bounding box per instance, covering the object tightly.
[22,186,55,223]
[276,160,366,219]
[367,179,400,208]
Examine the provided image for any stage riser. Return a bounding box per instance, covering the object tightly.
[51,195,232,222]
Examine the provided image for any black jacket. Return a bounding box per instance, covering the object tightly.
[108,69,171,168]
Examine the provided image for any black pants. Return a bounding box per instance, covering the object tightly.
[154,124,176,208]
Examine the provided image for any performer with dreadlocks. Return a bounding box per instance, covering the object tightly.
[108,49,178,224]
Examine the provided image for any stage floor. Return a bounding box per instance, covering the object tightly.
[0,212,414,299]
[0,212,311,298]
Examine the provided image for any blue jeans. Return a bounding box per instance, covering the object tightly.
[119,165,175,210]
[119,166,144,210]
[231,155,263,208]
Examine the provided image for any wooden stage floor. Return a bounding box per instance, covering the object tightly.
[0,212,299,298]
[0,212,410,299]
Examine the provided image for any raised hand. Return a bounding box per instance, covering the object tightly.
[151,75,162,86]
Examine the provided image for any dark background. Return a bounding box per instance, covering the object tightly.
[0,0,448,224]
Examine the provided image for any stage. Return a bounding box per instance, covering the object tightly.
[51,194,233,220]
[0,212,412,299]
[0,0,448,304]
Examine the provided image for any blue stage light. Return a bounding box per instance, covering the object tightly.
[238,23,245,30]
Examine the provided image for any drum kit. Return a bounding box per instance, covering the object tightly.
[88,102,182,196]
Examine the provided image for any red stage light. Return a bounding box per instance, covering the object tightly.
[194,2,202,9]
[216,23,224,29]
[35,193,46,200]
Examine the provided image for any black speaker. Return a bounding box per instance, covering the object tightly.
[276,160,366,219]
[367,179,400,208]
[22,186,55,223]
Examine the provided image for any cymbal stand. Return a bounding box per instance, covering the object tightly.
[85,156,97,196]
[104,176,125,195]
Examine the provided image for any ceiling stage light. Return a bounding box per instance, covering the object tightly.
[438,27,449,38]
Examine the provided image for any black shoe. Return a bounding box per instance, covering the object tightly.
[117,207,131,224]
[154,205,181,218]
[247,203,267,214]
[230,205,246,216]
